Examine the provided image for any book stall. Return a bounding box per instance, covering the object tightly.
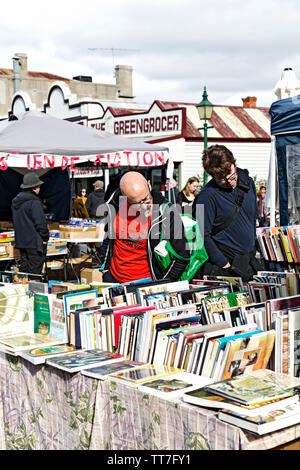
[1,262,300,451]
[1,112,300,451]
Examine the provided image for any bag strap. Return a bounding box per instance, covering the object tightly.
[211,186,246,237]
[159,201,190,261]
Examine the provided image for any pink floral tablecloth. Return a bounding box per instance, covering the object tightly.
[1,353,299,450]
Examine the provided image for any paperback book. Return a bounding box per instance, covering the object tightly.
[34,293,68,344]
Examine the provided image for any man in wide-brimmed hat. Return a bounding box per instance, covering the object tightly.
[11,171,49,275]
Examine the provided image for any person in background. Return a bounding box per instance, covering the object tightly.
[257,185,267,227]
[72,193,89,219]
[99,171,190,283]
[11,172,49,275]
[79,188,87,204]
[164,178,179,205]
[86,180,105,219]
[176,176,200,207]
[194,144,260,281]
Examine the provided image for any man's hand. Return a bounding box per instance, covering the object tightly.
[222,262,231,269]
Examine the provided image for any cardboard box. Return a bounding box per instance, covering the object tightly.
[47,239,67,255]
[59,225,98,239]
[0,244,20,258]
[80,268,103,284]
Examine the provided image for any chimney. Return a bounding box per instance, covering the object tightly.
[115,65,134,99]
[14,53,28,78]
[242,96,257,108]
[12,56,20,93]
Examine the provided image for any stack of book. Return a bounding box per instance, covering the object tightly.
[183,373,300,435]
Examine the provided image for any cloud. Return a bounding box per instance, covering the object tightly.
[0,0,300,108]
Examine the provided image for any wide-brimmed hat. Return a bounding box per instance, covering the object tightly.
[20,172,44,189]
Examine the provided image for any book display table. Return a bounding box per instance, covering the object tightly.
[59,238,102,282]
[1,353,300,451]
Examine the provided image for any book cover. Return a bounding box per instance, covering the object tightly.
[204,375,295,406]
[137,372,213,400]
[63,289,98,318]
[183,386,299,417]
[0,284,33,339]
[0,333,65,353]
[109,364,184,386]
[81,360,144,379]
[34,294,68,343]
[46,349,123,373]
[200,325,260,379]
[203,275,244,292]
[244,368,300,389]
[202,290,251,324]
[19,345,75,365]
[220,330,276,380]
[218,401,300,435]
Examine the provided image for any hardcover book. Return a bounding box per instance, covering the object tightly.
[137,372,213,401]
[219,329,276,381]
[46,349,123,373]
[19,345,75,365]
[204,375,295,406]
[0,284,33,339]
[183,386,299,417]
[218,401,300,435]
[109,364,184,387]
[81,360,145,380]
[0,333,66,354]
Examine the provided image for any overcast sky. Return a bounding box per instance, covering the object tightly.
[1,0,299,108]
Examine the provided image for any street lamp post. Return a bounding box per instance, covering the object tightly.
[197,86,214,185]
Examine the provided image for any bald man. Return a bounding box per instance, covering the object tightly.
[99,171,190,283]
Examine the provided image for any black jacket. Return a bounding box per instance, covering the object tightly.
[11,191,49,250]
[86,189,105,218]
[99,190,190,281]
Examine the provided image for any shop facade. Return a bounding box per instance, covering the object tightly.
[8,81,271,194]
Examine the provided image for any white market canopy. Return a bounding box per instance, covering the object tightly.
[0,111,169,171]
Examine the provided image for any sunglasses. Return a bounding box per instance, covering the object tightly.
[127,193,152,205]
[215,171,237,184]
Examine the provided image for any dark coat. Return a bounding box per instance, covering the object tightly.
[11,191,49,250]
[86,189,105,218]
[100,189,190,282]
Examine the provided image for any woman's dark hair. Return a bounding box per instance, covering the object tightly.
[202,145,236,179]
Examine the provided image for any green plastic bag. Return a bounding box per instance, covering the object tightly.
[154,203,208,281]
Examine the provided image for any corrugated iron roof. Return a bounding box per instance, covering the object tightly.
[157,100,271,141]
[0,67,70,82]
[108,107,148,116]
